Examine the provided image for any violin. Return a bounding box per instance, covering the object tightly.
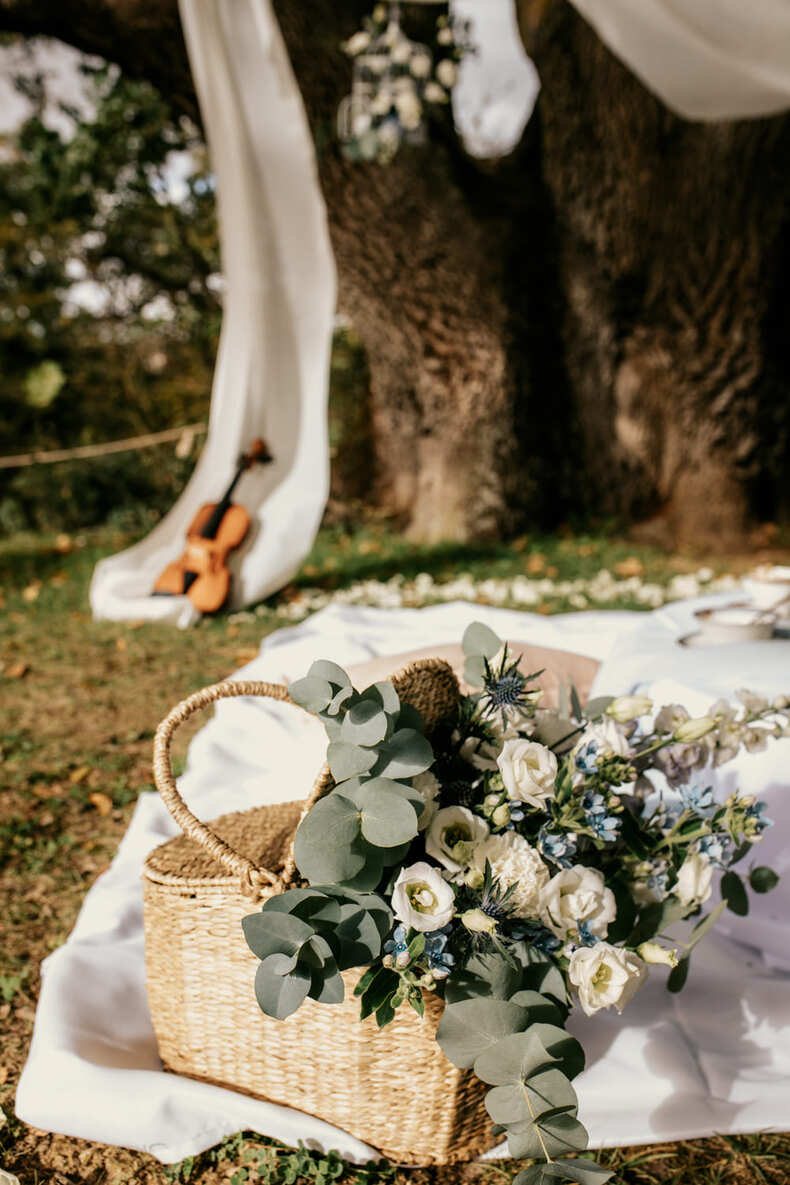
[153,437,273,613]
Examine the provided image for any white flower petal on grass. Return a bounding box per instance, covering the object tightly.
[568,943,647,1016]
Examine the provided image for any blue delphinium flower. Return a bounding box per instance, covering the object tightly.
[424,928,455,979]
[582,789,621,843]
[679,784,715,814]
[383,924,410,968]
[538,825,577,868]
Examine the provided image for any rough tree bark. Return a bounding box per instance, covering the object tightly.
[2,0,789,546]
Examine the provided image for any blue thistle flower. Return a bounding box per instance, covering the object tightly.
[513,920,562,954]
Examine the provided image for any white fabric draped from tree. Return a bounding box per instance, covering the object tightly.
[90,0,790,625]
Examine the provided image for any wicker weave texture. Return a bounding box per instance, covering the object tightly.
[143,660,494,1164]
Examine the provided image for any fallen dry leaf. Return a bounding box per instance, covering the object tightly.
[0,1066,8,1085]
[89,792,113,816]
[55,532,74,553]
[69,765,91,785]
[577,542,597,557]
[614,556,644,577]
[546,565,559,578]
[527,554,546,574]
[235,648,259,665]
[4,661,29,679]
[115,637,128,652]
[49,571,69,587]
[512,535,530,552]
[22,581,41,602]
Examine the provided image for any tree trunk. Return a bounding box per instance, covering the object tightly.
[3,0,790,545]
[520,0,790,548]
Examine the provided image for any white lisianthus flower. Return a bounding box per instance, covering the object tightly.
[471,832,550,917]
[395,90,422,130]
[497,739,558,809]
[539,865,616,940]
[654,704,690,733]
[674,717,716,743]
[435,58,457,88]
[409,51,432,79]
[572,718,631,770]
[426,806,489,873]
[460,908,497,935]
[606,695,653,723]
[391,861,455,932]
[568,943,647,1016]
[637,941,679,968]
[674,850,713,908]
[412,771,441,832]
[343,30,371,55]
[736,689,770,713]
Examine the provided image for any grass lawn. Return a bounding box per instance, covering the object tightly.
[1,521,789,1185]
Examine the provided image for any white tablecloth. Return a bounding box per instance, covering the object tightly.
[16,601,790,1162]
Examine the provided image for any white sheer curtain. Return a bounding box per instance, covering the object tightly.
[90,0,336,627]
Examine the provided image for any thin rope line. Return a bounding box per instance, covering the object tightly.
[0,422,207,470]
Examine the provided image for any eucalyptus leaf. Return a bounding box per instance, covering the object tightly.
[341,699,390,746]
[462,622,502,659]
[309,967,345,1005]
[293,794,364,884]
[485,1067,577,1125]
[327,685,355,716]
[584,696,615,717]
[373,728,434,778]
[473,1028,556,1086]
[667,955,690,993]
[396,703,425,734]
[514,1160,613,1185]
[334,904,390,969]
[508,990,565,1026]
[308,660,352,689]
[685,900,727,951]
[444,951,526,1004]
[363,681,400,717]
[288,675,334,713]
[436,999,529,1069]
[358,784,419,848]
[327,741,378,781]
[241,910,316,961]
[750,866,780,893]
[463,655,487,688]
[254,958,311,1019]
[721,870,749,916]
[507,1111,589,1160]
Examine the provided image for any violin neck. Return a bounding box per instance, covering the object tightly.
[199,463,245,540]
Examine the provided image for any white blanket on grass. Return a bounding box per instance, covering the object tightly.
[16,601,790,1164]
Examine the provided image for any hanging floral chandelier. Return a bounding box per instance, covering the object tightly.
[337,2,473,163]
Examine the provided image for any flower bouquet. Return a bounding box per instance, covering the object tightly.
[242,623,784,1185]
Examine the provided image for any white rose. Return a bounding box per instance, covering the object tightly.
[539,865,616,940]
[391,861,455,932]
[497,739,558,809]
[471,832,549,917]
[426,805,489,873]
[674,850,713,908]
[606,695,653,723]
[412,771,440,832]
[568,943,647,1016]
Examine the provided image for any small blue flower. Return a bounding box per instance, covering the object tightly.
[576,920,600,947]
[679,784,715,814]
[513,920,562,954]
[582,790,621,842]
[383,924,410,967]
[698,833,732,867]
[424,927,455,979]
[575,739,600,774]
[538,825,578,868]
[746,801,773,833]
[582,790,607,815]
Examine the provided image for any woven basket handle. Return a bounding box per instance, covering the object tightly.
[152,679,308,896]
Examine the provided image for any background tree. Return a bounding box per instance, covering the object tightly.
[1,0,789,547]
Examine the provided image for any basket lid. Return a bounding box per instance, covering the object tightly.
[144,800,303,885]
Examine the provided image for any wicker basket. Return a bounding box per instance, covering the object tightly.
[143,659,494,1165]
